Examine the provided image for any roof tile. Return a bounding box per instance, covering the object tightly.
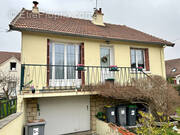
[9,9,174,46]
[0,51,21,64]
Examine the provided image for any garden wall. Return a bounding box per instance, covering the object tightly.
[0,113,24,135]
[90,95,121,131]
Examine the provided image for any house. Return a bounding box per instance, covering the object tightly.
[9,1,174,135]
[165,58,180,85]
[0,51,21,97]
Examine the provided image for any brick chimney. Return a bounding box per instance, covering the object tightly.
[92,8,105,26]
[32,1,39,13]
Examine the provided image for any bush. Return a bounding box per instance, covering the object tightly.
[93,75,180,120]
[136,111,173,135]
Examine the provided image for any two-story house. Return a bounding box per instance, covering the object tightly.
[0,51,21,98]
[9,2,174,135]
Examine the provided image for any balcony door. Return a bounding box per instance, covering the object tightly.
[100,46,114,82]
[49,42,81,87]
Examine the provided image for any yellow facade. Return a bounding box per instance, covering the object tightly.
[21,31,166,89]
[0,114,24,135]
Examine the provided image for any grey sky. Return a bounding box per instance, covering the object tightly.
[0,0,180,60]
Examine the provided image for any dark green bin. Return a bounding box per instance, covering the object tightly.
[127,105,137,126]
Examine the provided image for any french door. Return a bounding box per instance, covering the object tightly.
[49,42,81,87]
[100,46,114,82]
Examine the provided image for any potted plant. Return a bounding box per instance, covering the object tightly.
[31,86,35,94]
[138,66,143,71]
[109,65,118,71]
[77,64,85,71]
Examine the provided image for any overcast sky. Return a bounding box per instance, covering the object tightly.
[0,0,180,60]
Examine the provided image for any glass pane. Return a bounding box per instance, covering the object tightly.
[67,45,76,79]
[137,50,144,68]
[55,44,64,79]
[131,49,136,68]
[100,48,110,67]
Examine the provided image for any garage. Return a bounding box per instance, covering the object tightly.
[37,96,90,135]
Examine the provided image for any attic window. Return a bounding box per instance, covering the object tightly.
[172,68,176,72]
[10,62,16,71]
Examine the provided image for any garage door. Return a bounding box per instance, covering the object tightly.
[37,96,90,135]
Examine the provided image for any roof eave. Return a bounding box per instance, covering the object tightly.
[9,25,175,47]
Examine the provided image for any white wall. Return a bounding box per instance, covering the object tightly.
[0,57,21,96]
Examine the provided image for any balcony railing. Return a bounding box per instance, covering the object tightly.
[20,64,147,92]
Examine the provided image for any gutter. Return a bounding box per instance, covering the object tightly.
[9,25,175,47]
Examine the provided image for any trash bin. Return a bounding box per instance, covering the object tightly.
[25,120,45,135]
[104,106,116,124]
[116,105,127,126]
[127,105,137,126]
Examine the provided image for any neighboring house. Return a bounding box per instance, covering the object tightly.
[9,2,174,135]
[165,58,180,85]
[0,51,21,97]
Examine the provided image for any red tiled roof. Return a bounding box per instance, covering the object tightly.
[0,51,21,64]
[9,8,174,46]
[165,58,180,78]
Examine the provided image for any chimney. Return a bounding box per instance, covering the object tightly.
[92,8,105,26]
[32,1,39,13]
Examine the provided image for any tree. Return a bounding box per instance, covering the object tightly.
[0,71,19,99]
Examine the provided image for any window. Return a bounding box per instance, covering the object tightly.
[49,42,80,80]
[10,62,16,71]
[130,48,145,69]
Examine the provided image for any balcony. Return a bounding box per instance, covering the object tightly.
[20,64,147,95]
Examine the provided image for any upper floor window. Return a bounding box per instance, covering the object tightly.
[49,42,80,80]
[10,62,16,71]
[130,48,150,71]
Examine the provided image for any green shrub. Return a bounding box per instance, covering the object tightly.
[136,111,174,135]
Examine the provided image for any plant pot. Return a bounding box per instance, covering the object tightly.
[109,66,118,71]
[32,89,35,94]
[31,86,35,94]
[105,78,115,85]
[109,67,118,71]
[138,67,143,71]
[77,66,84,71]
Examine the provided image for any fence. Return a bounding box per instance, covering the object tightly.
[0,98,17,119]
[20,64,147,91]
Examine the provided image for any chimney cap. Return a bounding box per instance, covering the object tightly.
[33,1,39,6]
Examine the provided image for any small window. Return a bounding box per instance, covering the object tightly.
[10,62,16,71]
[130,48,145,69]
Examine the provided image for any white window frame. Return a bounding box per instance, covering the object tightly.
[49,41,81,87]
[100,46,115,81]
[130,48,146,70]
